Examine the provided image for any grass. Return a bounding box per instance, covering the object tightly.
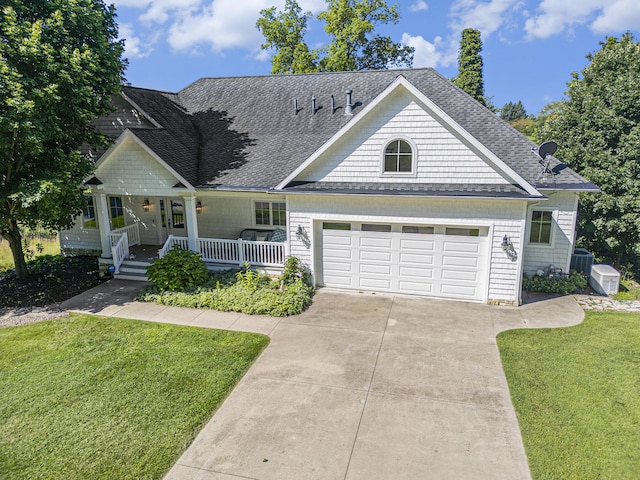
[613,279,640,301]
[498,311,640,479]
[0,314,269,480]
[0,231,60,271]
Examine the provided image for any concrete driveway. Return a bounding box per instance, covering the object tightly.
[154,288,585,480]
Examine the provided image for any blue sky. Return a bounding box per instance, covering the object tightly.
[112,0,640,115]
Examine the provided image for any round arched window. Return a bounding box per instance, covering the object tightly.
[384,139,413,173]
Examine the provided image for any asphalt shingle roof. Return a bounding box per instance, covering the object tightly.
[101,69,595,195]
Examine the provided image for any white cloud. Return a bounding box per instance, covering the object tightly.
[118,23,153,59]
[113,0,326,54]
[409,1,428,12]
[449,0,521,37]
[402,33,457,68]
[525,0,640,40]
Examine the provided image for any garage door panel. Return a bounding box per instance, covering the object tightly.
[400,253,434,265]
[325,249,353,260]
[399,281,433,293]
[324,274,354,287]
[324,234,352,246]
[360,250,392,262]
[442,255,479,268]
[400,239,435,251]
[360,264,392,275]
[442,269,478,281]
[324,261,352,272]
[360,237,393,248]
[441,283,477,297]
[443,241,480,254]
[399,266,433,278]
[360,277,392,290]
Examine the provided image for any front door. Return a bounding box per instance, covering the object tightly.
[157,198,186,244]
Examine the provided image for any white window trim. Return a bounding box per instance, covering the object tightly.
[380,136,418,178]
[252,200,287,228]
[527,209,556,247]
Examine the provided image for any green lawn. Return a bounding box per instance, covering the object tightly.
[498,311,640,479]
[0,314,269,480]
[0,232,60,271]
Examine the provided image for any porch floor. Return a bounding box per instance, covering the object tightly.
[128,244,160,263]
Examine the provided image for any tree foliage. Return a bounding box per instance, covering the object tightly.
[256,0,413,74]
[0,0,125,278]
[255,0,317,74]
[540,33,640,274]
[501,100,527,121]
[453,28,486,106]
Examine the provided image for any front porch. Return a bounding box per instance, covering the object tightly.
[102,223,287,280]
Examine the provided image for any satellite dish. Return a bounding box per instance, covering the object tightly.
[537,141,557,160]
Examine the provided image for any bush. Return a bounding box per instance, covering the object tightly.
[138,256,315,316]
[281,256,311,286]
[523,270,588,295]
[146,246,209,291]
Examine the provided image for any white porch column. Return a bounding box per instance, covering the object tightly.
[183,196,199,251]
[95,192,112,257]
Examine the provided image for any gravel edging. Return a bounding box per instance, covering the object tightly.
[0,305,69,328]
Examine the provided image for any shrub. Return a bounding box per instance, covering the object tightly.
[146,246,209,291]
[523,270,588,295]
[281,256,311,286]
[138,256,315,316]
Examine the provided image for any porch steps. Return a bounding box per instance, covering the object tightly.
[115,261,149,281]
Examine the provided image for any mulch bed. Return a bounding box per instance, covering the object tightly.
[0,255,108,307]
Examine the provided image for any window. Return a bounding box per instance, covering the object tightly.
[323,222,351,230]
[255,201,286,227]
[82,196,97,228]
[384,139,413,173]
[171,200,184,228]
[402,225,434,234]
[530,211,553,244]
[108,196,124,229]
[362,224,392,232]
[446,227,480,237]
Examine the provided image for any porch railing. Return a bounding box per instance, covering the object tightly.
[158,235,189,258]
[159,236,286,268]
[111,232,128,274]
[108,223,141,247]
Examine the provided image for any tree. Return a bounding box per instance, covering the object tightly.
[256,0,317,74]
[539,33,640,274]
[500,100,527,122]
[256,0,413,74]
[453,28,486,106]
[0,0,125,278]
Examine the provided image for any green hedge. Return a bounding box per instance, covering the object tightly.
[523,270,587,295]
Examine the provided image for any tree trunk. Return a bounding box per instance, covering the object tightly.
[3,228,28,279]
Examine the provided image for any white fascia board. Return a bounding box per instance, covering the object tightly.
[276,75,541,197]
[120,91,163,128]
[399,79,540,196]
[95,130,195,192]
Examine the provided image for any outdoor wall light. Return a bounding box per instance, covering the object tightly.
[196,200,203,214]
[296,224,304,236]
[142,198,150,211]
[501,234,512,250]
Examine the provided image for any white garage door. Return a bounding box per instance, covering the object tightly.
[321,222,488,301]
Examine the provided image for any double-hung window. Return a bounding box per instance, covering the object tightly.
[529,211,553,244]
[82,196,97,228]
[108,196,124,229]
[254,201,286,227]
